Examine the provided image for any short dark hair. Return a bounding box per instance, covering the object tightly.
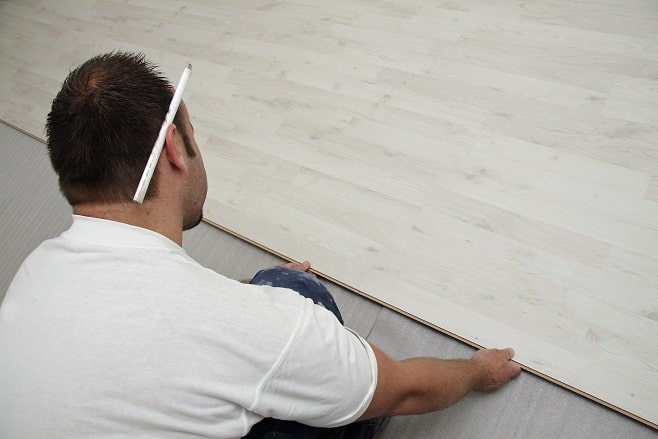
[46,51,194,205]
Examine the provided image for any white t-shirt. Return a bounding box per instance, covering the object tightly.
[0,215,377,438]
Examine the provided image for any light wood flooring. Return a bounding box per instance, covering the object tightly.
[1,0,657,428]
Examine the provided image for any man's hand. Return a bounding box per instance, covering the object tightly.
[471,348,522,392]
[280,260,311,272]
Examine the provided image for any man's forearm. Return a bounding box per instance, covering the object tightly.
[358,345,520,421]
[388,357,483,415]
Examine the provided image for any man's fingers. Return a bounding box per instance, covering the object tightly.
[502,348,522,378]
[472,347,522,392]
[280,260,311,272]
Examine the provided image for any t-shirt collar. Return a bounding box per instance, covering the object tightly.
[64,214,184,251]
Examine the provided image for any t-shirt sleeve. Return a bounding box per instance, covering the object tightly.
[249,297,378,427]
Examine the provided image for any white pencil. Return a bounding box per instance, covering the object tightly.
[133,64,193,203]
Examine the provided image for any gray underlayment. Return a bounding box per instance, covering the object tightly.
[1,121,656,438]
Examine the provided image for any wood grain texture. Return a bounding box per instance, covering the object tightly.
[1,0,656,428]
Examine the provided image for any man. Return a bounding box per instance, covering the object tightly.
[0,52,521,438]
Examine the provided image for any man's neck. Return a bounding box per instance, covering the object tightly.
[73,201,184,246]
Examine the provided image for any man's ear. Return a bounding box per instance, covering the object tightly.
[163,123,187,172]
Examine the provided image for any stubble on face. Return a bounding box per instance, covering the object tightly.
[178,103,208,231]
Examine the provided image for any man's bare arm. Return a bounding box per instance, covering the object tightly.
[358,344,521,420]
[246,259,520,418]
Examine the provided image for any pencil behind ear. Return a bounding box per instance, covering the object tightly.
[133,64,192,203]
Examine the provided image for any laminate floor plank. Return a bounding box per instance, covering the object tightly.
[1,0,656,429]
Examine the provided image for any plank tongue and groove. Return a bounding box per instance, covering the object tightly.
[1,0,656,429]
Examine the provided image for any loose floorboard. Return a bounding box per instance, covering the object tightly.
[0,0,656,428]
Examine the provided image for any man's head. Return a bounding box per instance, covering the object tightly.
[46,51,200,207]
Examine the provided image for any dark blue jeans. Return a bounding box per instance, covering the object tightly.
[242,267,382,439]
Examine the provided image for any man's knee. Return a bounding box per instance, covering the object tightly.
[250,267,343,324]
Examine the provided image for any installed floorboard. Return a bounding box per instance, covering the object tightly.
[1,0,656,428]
